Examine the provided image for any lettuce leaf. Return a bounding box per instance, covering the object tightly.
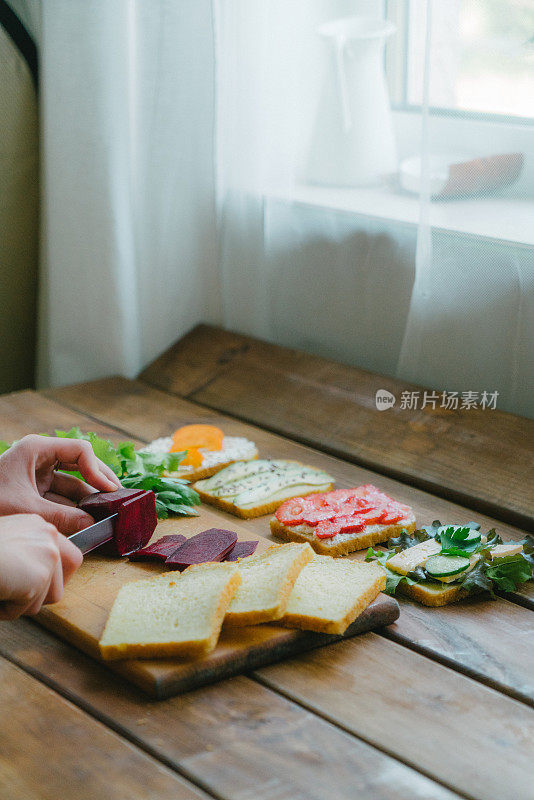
[484,554,534,592]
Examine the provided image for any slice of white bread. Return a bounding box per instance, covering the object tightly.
[399,581,468,607]
[224,543,315,626]
[99,562,241,661]
[194,460,334,519]
[270,514,416,557]
[281,555,387,635]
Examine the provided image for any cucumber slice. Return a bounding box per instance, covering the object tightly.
[425,554,471,577]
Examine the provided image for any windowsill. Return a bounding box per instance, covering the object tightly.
[266,183,534,246]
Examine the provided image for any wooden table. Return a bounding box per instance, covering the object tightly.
[1,325,533,800]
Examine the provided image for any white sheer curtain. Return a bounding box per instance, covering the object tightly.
[215,0,534,417]
[18,0,534,418]
[33,0,220,386]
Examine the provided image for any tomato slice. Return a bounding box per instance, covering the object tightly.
[315,521,341,539]
[379,503,410,524]
[315,515,367,539]
[275,497,315,525]
[356,508,387,526]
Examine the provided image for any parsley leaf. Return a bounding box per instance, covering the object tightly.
[438,525,482,553]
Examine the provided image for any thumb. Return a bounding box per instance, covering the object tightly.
[33,498,94,535]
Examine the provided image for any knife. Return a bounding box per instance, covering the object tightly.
[68,514,118,555]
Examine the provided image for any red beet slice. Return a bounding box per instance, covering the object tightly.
[78,488,145,521]
[165,528,238,569]
[129,534,187,562]
[112,491,158,556]
[224,540,259,561]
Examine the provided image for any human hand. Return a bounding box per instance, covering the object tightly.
[0,434,122,534]
[0,514,83,620]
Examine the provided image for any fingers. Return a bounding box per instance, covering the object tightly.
[43,491,77,506]
[0,514,83,620]
[43,559,64,606]
[24,528,82,612]
[36,437,122,492]
[33,497,95,535]
[49,471,97,503]
[57,534,83,584]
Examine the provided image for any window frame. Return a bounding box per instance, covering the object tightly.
[384,0,534,128]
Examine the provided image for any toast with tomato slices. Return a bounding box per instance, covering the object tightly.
[270,485,416,557]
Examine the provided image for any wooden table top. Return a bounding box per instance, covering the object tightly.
[1,325,533,800]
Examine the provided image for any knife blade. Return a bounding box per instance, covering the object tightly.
[68,514,118,555]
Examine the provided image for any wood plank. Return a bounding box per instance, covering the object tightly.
[0,619,461,800]
[43,378,534,702]
[0,655,207,800]
[254,632,534,800]
[140,324,534,531]
[0,389,144,446]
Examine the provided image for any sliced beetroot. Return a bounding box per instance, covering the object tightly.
[129,534,187,562]
[112,490,158,556]
[165,528,238,569]
[225,540,259,561]
[78,488,145,521]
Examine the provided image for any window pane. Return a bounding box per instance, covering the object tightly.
[406,0,534,119]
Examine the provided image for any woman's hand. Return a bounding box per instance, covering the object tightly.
[0,514,83,620]
[0,435,121,534]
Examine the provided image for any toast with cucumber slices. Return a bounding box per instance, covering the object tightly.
[194,459,334,519]
[365,522,534,606]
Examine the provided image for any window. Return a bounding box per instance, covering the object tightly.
[386,0,534,123]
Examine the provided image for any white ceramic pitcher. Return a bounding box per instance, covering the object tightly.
[306,16,397,187]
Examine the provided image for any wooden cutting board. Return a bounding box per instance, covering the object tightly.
[36,510,399,699]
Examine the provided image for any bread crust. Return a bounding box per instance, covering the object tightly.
[195,483,335,519]
[224,544,314,626]
[270,515,416,556]
[281,567,386,635]
[399,580,468,607]
[167,454,258,484]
